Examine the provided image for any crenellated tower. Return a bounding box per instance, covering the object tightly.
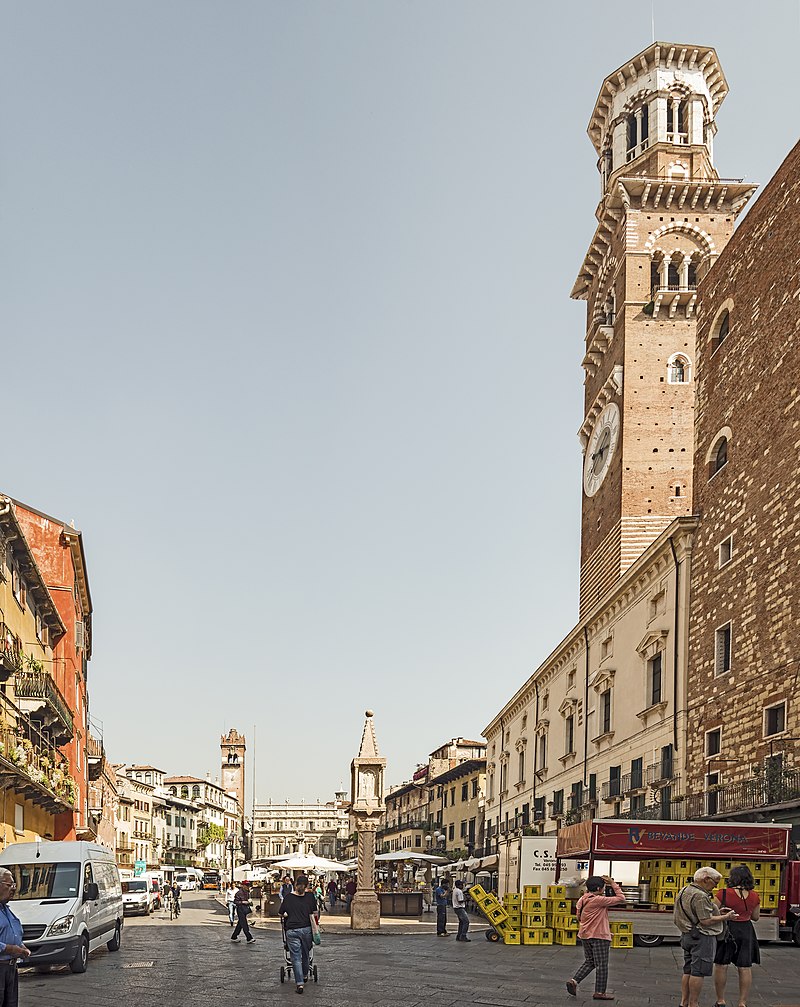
[572,42,756,617]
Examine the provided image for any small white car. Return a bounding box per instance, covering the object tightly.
[122,878,155,915]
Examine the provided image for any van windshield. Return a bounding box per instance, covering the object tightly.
[122,881,147,893]
[7,862,81,900]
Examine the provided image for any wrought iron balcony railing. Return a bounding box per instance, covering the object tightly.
[14,669,74,743]
[0,625,23,679]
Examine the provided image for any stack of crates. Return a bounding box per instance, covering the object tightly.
[638,858,782,912]
[610,920,633,949]
[546,884,579,945]
[469,884,516,942]
[521,884,553,945]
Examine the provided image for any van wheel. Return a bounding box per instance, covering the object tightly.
[107,922,122,952]
[633,934,664,947]
[69,936,89,973]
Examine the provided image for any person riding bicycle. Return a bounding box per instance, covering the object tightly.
[171,881,181,915]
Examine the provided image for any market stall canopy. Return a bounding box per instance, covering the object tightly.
[373,850,448,864]
[268,853,354,873]
[234,864,271,881]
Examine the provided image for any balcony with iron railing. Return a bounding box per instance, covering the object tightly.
[0,625,23,679]
[646,759,675,786]
[378,818,432,839]
[87,734,106,782]
[14,668,74,744]
[0,692,77,812]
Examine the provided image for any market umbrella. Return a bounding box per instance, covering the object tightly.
[373,850,448,864]
[267,853,353,873]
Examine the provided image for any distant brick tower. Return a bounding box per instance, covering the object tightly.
[573,42,755,617]
[220,729,246,813]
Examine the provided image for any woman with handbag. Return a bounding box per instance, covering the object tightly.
[230,881,256,944]
[712,865,760,1007]
[280,875,318,994]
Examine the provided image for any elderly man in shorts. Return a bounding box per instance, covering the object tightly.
[673,867,738,1007]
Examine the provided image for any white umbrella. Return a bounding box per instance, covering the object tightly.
[374,850,448,864]
[269,853,353,873]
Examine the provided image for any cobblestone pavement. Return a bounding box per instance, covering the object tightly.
[17,892,800,1006]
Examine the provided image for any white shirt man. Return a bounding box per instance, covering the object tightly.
[452,881,470,942]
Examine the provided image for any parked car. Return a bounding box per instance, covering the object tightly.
[122,877,156,915]
[0,841,123,973]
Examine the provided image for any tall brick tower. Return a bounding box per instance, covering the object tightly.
[220,728,246,814]
[572,42,755,618]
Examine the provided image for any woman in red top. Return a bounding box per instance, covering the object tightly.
[712,864,760,1007]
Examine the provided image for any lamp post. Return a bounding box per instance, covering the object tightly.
[226,833,236,887]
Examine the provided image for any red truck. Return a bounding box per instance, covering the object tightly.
[556,818,800,946]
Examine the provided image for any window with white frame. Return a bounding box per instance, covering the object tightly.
[535,733,547,771]
[565,714,575,754]
[705,727,721,758]
[764,702,786,738]
[667,354,691,384]
[718,535,734,568]
[714,622,732,676]
[600,690,612,733]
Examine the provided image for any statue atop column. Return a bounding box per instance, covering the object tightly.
[349,709,386,930]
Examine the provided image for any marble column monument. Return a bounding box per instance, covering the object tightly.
[350,709,386,930]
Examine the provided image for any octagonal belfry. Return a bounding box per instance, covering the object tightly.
[350,710,386,930]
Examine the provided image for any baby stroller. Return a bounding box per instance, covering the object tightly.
[279,917,318,985]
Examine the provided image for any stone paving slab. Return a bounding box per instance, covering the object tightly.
[16,892,800,1007]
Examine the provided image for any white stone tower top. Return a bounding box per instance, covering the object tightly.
[587,42,729,195]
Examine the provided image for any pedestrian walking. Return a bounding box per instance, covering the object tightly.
[0,868,30,1006]
[279,875,318,995]
[453,880,470,941]
[230,881,256,944]
[327,879,338,912]
[673,867,738,1007]
[225,882,237,925]
[712,864,761,1007]
[434,879,450,936]
[344,876,356,910]
[566,875,625,1001]
[280,876,293,901]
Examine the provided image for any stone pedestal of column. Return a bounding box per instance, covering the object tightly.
[351,817,380,930]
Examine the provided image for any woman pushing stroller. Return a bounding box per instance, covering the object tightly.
[279,875,318,994]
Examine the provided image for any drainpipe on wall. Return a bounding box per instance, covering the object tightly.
[583,625,590,790]
[668,535,681,759]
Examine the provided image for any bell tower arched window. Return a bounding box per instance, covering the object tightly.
[667,98,687,143]
[626,101,650,162]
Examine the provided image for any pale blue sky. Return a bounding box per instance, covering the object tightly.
[2,2,798,805]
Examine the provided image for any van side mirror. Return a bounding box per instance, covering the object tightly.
[84,882,99,902]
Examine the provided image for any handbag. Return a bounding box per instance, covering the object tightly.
[716,890,738,964]
[310,913,321,946]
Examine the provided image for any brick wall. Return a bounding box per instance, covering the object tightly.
[688,138,800,798]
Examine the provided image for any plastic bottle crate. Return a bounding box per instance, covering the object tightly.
[761,878,779,893]
[657,890,676,906]
[522,898,544,912]
[523,927,553,945]
[554,914,579,929]
[486,905,510,924]
[505,912,522,925]
[764,861,780,877]
[546,898,570,912]
[750,862,764,877]
[503,929,521,945]
[548,884,567,898]
[762,893,779,909]
[554,929,577,945]
[523,885,542,898]
[610,921,633,934]
[469,884,488,900]
[611,934,633,949]
[521,913,546,928]
[656,859,676,872]
[503,893,522,906]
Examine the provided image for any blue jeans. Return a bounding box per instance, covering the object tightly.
[286,927,312,985]
[455,907,469,939]
[436,905,448,934]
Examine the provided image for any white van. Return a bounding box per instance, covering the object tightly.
[122,875,158,915]
[0,841,123,973]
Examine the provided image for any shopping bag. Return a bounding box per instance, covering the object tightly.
[310,914,321,946]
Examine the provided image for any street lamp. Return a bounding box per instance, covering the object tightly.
[225,832,237,886]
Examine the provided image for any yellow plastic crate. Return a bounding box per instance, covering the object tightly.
[610,921,633,934]
[762,893,779,909]
[522,898,544,912]
[656,859,676,872]
[750,862,764,877]
[547,884,567,898]
[521,913,546,928]
[611,934,633,949]
[523,885,542,898]
[523,927,553,945]
[554,929,577,945]
[469,884,487,900]
[486,905,509,924]
[477,893,499,910]
[545,898,570,912]
[553,914,579,929]
[503,893,522,906]
[764,861,780,877]
[505,912,521,925]
[503,929,521,945]
[761,878,779,893]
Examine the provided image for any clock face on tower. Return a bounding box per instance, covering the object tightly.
[583,402,620,497]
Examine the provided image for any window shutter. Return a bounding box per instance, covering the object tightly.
[75,621,85,651]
